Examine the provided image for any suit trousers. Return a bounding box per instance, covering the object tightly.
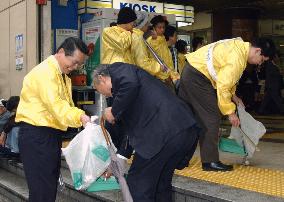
[127,126,199,202]
[178,63,221,163]
[18,122,63,202]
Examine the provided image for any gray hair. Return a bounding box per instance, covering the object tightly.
[92,64,111,84]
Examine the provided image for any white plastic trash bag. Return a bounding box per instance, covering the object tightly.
[62,122,116,190]
[229,105,266,158]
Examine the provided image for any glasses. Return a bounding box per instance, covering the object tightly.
[66,56,85,70]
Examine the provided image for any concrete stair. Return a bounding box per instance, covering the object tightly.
[0,158,122,202]
[0,158,283,202]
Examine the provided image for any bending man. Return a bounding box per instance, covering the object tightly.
[179,37,275,171]
[93,63,199,202]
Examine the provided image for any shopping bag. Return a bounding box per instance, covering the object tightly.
[62,122,116,190]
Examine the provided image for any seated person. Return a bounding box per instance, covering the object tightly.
[0,96,20,160]
[0,99,10,132]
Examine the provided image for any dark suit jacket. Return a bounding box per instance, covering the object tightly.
[108,62,197,159]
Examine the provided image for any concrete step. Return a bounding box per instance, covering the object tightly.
[0,158,283,202]
[0,168,27,202]
[0,167,82,202]
[0,158,122,202]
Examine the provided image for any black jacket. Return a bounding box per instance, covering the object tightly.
[108,62,197,159]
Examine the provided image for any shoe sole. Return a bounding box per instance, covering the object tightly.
[202,168,233,172]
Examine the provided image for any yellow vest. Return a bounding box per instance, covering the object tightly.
[15,55,84,131]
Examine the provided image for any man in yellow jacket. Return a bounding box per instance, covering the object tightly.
[147,15,180,87]
[131,12,166,79]
[16,37,91,202]
[178,37,275,171]
[102,7,137,64]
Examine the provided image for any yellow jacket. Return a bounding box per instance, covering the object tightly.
[147,36,180,81]
[186,39,250,115]
[131,29,161,77]
[102,26,134,64]
[178,53,186,74]
[15,55,85,131]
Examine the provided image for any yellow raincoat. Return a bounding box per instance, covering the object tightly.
[177,53,186,74]
[102,26,134,64]
[15,55,85,131]
[131,29,161,77]
[185,39,250,115]
[147,36,180,81]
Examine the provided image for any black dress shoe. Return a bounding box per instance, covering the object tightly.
[202,161,233,172]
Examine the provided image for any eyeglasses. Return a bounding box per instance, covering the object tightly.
[66,56,85,70]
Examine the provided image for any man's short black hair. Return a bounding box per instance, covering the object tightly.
[251,37,276,60]
[6,96,20,112]
[56,37,88,56]
[176,40,187,53]
[191,37,204,51]
[164,25,176,41]
[110,22,117,27]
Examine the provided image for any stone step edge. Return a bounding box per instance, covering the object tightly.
[0,159,121,202]
[0,169,28,202]
[2,158,283,202]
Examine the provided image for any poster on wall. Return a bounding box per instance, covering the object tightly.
[15,34,24,71]
[55,29,78,50]
[82,25,101,86]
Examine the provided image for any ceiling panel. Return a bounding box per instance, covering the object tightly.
[151,0,284,19]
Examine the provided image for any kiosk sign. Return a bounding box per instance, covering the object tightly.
[113,0,163,13]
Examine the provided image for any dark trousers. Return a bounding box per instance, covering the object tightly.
[178,63,221,163]
[127,127,199,202]
[18,122,63,202]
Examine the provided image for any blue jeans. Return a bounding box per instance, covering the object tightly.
[6,126,19,153]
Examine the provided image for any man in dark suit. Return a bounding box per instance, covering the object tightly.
[93,63,199,202]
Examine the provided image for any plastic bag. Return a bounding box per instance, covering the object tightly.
[229,105,266,158]
[62,122,116,190]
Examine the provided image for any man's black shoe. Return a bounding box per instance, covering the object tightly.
[202,161,233,172]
